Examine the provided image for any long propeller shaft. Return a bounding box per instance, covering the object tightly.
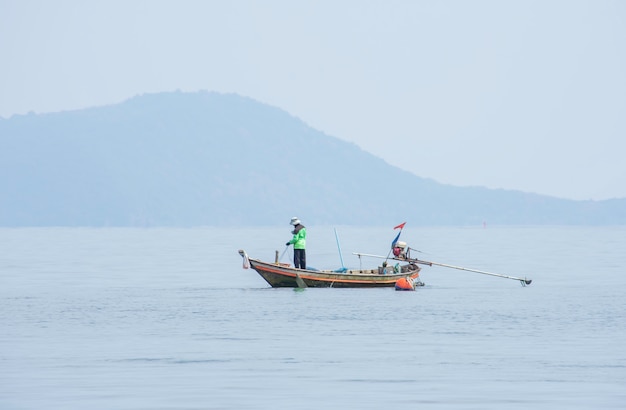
[353,252,532,286]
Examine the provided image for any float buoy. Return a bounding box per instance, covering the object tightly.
[395,277,416,291]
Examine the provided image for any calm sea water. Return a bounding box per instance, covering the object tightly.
[1,226,625,409]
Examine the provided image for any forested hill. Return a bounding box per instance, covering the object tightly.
[1,91,624,226]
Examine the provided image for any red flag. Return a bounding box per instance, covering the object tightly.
[393,222,406,230]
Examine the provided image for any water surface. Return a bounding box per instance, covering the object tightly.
[1,226,625,409]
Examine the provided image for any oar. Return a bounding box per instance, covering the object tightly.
[295,272,308,288]
[353,252,532,286]
[279,245,306,288]
[276,245,307,288]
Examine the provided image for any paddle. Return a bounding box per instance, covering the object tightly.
[280,245,307,288]
[353,252,532,286]
[295,272,308,288]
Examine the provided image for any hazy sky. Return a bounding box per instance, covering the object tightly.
[2,0,625,200]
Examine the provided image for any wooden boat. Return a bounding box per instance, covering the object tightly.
[237,223,531,289]
[238,249,424,288]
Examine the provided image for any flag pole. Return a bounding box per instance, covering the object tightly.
[386,222,406,263]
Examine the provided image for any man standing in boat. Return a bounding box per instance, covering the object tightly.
[286,217,306,269]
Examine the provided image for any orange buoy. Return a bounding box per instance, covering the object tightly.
[395,277,416,291]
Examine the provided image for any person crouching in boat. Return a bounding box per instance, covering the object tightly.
[286,217,306,269]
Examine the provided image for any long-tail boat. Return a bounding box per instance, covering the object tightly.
[237,249,423,289]
[237,222,531,290]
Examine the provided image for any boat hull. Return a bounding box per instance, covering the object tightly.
[247,258,423,288]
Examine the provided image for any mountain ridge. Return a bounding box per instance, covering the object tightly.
[1,90,624,226]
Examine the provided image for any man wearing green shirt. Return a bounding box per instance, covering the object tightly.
[286,217,306,269]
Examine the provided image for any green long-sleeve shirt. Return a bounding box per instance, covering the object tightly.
[287,226,306,249]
